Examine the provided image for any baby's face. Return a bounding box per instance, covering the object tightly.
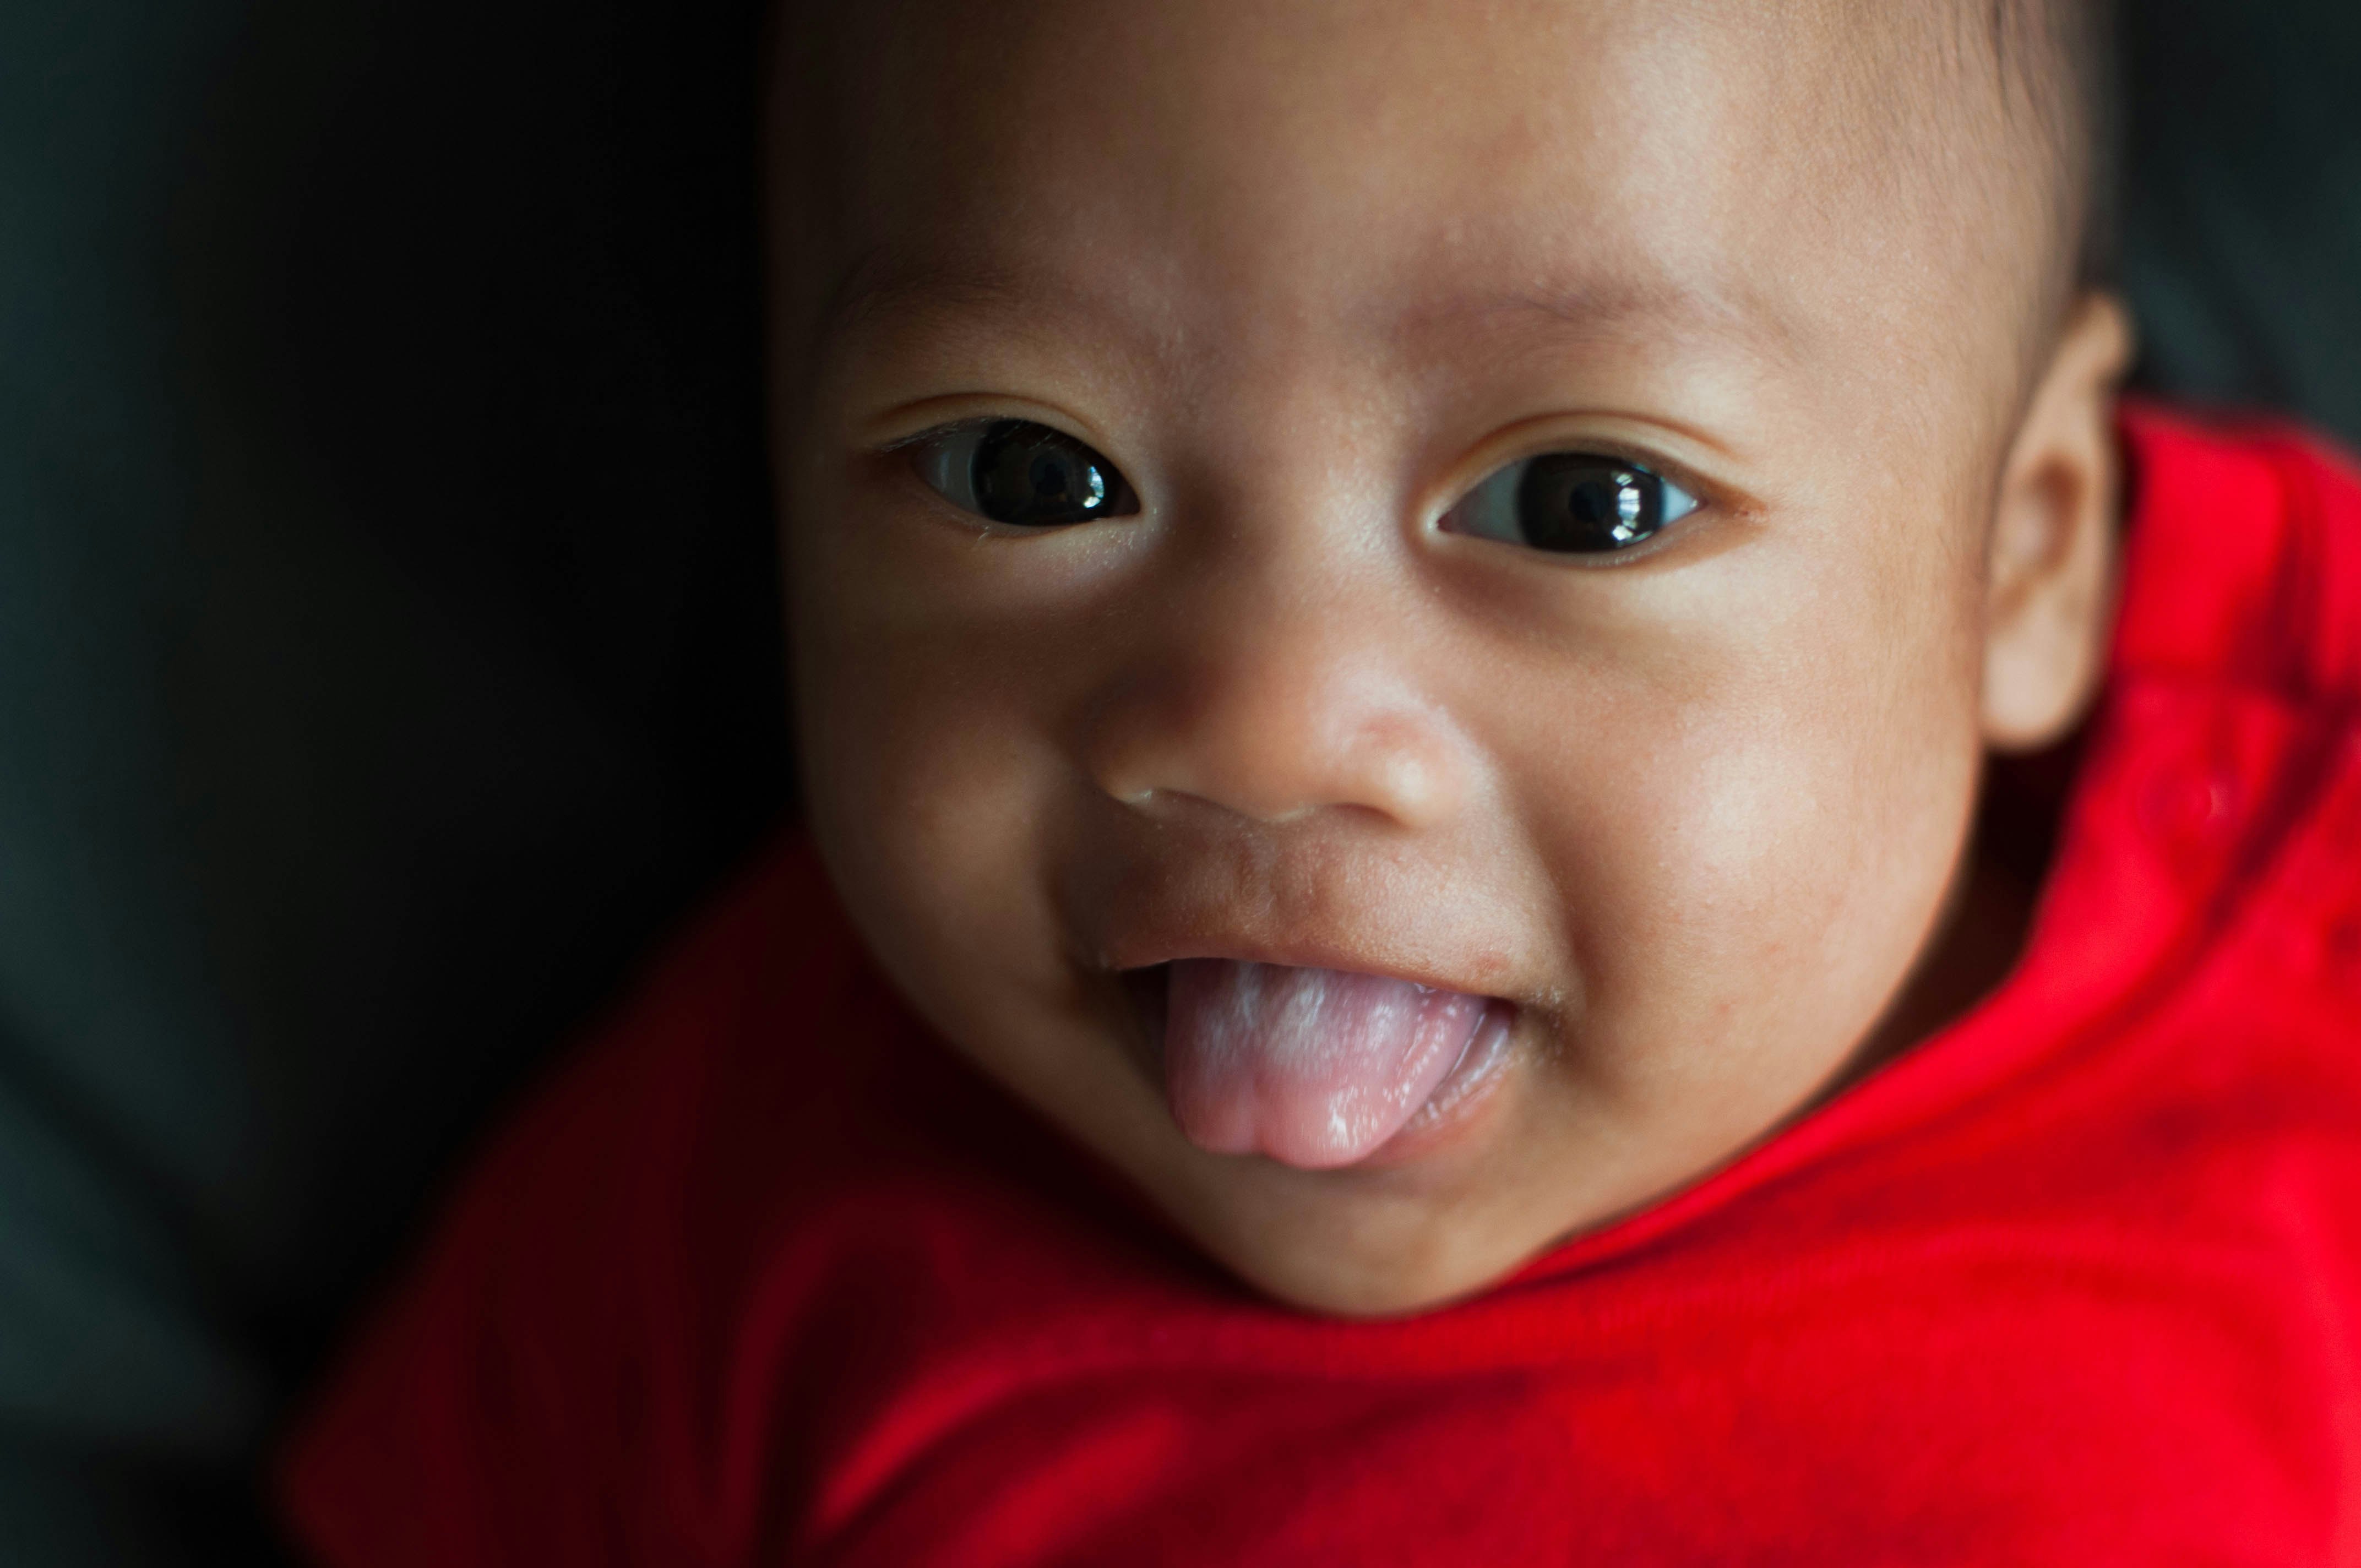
[774,0,2117,1313]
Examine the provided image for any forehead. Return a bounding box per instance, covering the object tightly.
[784,0,2042,407]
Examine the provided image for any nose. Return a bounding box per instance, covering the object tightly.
[1082,541,1472,831]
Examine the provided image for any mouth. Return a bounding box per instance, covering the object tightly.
[1120,960,1517,1171]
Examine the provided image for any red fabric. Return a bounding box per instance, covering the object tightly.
[279,407,2361,1565]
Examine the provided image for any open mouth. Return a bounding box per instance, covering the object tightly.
[1121,960,1516,1170]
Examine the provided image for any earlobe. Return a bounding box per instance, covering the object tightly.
[1981,293,2136,753]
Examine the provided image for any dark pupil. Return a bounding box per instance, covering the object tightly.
[1515,455,1663,553]
[971,420,1120,527]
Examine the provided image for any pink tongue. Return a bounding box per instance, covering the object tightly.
[1163,960,1487,1169]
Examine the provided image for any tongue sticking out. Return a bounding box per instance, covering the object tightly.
[1162,959,1488,1169]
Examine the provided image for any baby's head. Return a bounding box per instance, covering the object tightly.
[768,0,2131,1314]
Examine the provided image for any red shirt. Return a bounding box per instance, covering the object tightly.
[281,407,2361,1565]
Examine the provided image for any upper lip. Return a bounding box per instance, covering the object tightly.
[1059,818,1541,1005]
[1095,927,1519,1003]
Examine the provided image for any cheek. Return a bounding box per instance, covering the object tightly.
[786,506,1101,1034]
[1489,522,1988,1090]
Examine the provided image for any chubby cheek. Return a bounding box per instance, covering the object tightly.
[1490,530,1987,1122]
[786,507,1113,1084]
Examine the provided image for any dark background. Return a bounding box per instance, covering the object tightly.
[3,1,2358,1560]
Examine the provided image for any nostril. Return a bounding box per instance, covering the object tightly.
[1078,624,1470,830]
[1089,715,1468,830]
[1359,727,1466,831]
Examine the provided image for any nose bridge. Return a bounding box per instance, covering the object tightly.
[1084,493,1467,830]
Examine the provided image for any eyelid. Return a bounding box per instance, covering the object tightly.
[863,394,1117,459]
[877,407,1140,493]
[877,415,993,455]
[1430,418,1749,526]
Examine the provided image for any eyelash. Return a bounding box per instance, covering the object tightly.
[1437,449,1705,561]
[894,418,1141,530]
[888,417,1712,559]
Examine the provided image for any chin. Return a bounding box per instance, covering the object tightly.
[1153,1081,1553,1319]
[1205,1196,1537,1320]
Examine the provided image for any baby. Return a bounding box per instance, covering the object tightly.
[281,0,2361,1561]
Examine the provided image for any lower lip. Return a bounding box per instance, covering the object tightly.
[1118,966,1523,1171]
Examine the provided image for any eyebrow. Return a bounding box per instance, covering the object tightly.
[1406,276,1802,364]
[815,240,1801,375]
[819,244,1037,341]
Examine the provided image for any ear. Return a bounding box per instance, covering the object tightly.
[1981,292,2136,753]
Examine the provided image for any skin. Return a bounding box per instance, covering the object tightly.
[768,0,2134,1315]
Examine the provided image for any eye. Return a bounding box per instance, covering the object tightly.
[1441,452,1701,557]
[911,418,1140,529]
